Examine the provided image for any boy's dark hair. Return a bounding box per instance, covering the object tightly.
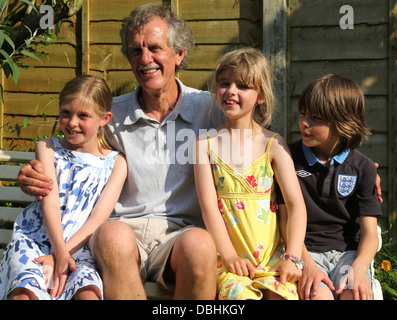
[298,74,371,150]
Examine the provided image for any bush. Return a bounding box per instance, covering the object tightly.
[374,224,397,300]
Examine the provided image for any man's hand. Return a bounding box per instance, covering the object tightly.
[17,159,53,200]
[374,163,383,204]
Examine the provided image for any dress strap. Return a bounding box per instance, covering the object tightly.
[206,134,213,152]
[265,133,279,154]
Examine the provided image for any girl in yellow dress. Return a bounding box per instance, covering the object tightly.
[194,48,307,300]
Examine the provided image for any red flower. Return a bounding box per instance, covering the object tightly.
[270,200,277,213]
[218,198,224,210]
[235,201,245,210]
[246,175,257,188]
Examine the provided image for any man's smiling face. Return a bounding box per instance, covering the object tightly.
[127,17,185,95]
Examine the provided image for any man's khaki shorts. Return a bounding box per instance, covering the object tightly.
[95,217,196,290]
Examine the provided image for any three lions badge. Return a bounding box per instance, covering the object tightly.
[337,174,357,196]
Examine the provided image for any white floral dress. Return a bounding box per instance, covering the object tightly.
[0,138,119,300]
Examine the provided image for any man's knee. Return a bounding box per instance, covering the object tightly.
[91,220,139,267]
[173,228,217,271]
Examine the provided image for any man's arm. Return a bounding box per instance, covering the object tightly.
[17,159,53,200]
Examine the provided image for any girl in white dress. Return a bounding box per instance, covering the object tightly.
[0,75,127,300]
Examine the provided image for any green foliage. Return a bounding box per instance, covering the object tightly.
[374,224,397,300]
[1,0,40,86]
[0,0,83,98]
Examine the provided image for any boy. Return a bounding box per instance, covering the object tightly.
[278,74,381,300]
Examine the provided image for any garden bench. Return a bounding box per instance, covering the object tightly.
[0,149,171,299]
[0,149,383,300]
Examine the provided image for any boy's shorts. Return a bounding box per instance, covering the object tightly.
[117,217,195,290]
[309,250,372,298]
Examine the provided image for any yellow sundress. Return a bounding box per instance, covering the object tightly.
[209,133,298,300]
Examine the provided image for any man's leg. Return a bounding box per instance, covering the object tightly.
[167,228,217,299]
[91,220,146,300]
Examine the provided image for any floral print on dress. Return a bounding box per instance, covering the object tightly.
[0,138,119,300]
[208,133,298,300]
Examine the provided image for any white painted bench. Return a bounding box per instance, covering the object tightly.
[0,149,171,299]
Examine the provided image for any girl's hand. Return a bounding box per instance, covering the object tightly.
[271,259,302,285]
[224,255,256,279]
[35,254,56,290]
[36,252,76,298]
[51,252,76,299]
[298,256,335,300]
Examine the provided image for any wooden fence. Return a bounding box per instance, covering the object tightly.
[0,0,395,227]
[0,0,262,150]
[286,0,397,228]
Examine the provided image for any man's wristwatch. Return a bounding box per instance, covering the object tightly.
[280,253,304,270]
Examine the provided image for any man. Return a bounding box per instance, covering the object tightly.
[17,3,222,299]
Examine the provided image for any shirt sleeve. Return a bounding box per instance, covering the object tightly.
[355,157,382,217]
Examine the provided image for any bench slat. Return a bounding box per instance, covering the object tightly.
[0,228,12,247]
[0,186,35,203]
[0,165,23,181]
[0,207,21,223]
[0,150,34,163]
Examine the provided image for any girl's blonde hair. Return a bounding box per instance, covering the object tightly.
[298,74,371,150]
[59,75,113,152]
[211,47,275,128]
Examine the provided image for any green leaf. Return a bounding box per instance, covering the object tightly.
[383,283,397,299]
[23,119,32,128]
[20,50,42,63]
[20,0,39,14]
[0,24,14,38]
[0,49,20,83]
[0,30,4,48]
[0,0,8,11]
[2,32,15,50]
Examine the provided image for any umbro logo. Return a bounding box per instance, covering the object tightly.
[296,170,312,177]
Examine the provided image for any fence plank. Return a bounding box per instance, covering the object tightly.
[179,0,262,20]
[290,60,388,96]
[4,93,59,117]
[89,0,158,21]
[291,24,388,61]
[5,68,77,93]
[289,0,388,27]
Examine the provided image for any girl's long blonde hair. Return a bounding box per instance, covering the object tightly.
[211,47,275,128]
[59,75,113,152]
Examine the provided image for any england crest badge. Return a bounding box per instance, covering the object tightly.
[337,174,357,197]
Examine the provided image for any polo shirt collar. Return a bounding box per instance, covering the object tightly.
[127,78,194,125]
[301,140,350,166]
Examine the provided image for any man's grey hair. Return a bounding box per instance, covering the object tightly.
[120,2,195,72]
